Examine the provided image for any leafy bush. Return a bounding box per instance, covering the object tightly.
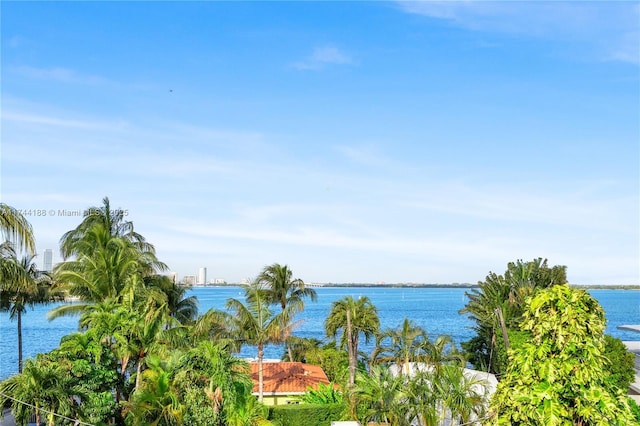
[629,398,640,423]
[268,403,346,426]
[603,334,636,392]
[494,329,532,378]
[296,382,344,405]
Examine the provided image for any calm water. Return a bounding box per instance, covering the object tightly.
[1,287,638,380]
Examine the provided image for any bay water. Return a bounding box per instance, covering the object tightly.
[1,287,638,380]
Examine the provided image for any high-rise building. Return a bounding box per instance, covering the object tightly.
[168,272,178,284]
[43,249,53,272]
[198,267,207,285]
[182,275,197,286]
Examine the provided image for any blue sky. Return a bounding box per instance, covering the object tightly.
[1,1,638,285]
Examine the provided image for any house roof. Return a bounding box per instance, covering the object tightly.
[249,362,330,395]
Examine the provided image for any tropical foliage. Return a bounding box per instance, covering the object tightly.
[225,281,297,402]
[0,248,58,373]
[490,284,636,425]
[460,258,567,373]
[256,263,316,362]
[1,203,633,426]
[325,295,379,387]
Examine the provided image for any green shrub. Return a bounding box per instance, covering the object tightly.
[494,329,531,378]
[603,334,636,392]
[268,403,346,426]
[629,398,640,423]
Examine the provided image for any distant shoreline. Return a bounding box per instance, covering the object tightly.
[185,283,640,290]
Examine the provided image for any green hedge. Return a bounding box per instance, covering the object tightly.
[268,403,346,426]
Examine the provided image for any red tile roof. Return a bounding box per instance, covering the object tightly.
[250,362,330,394]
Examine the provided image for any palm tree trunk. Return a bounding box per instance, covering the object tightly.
[258,343,264,403]
[287,340,294,362]
[17,310,23,373]
[135,353,145,391]
[346,308,355,387]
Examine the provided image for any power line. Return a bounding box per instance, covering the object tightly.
[0,391,94,426]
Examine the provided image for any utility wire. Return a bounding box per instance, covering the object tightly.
[0,391,94,426]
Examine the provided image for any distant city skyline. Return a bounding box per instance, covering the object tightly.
[2,2,638,285]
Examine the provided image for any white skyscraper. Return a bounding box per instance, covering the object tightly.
[198,267,207,285]
[43,249,53,272]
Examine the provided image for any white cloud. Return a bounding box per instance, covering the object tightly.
[292,46,354,70]
[397,1,640,65]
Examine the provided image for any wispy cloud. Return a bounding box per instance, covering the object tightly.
[397,1,639,65]
[334,144,389,167]
[3,111,126,129]
[11,65,115,85]
[292,45,354,70]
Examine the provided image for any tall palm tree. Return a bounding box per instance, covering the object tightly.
[0,250,55,372]
[50,224,164,319]
[0,203,35,254]
[225,281,296,402]
[51,198,166,320]
[325,295,379,387]
[256,263,316,361]
[59,196,156,261]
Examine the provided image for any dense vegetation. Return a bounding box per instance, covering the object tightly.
[1,200,637,425]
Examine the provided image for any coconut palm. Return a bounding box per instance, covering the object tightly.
[325,295,380,387]
[147,274,198,324]
[225,282,296,402]
[50,225,164,319]
[59,196,156,262]
[51,198,166,320]
[0,203,35,254]
[256,263,316,361]
[0,250,56,372]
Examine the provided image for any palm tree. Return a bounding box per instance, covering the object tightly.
[51,198,167,320]
[353,365,407,426]
[173,341,253,425]
[0,250,56,372]
[0,357,72,426]
[436,364,486,425]
[460,258,566,372]
[405,368,440,426]
[225,281,296,402]
[123,355,185,426]
[372,317,430,376]
[59,196,156,262]
[325,295,379,387]
[147,274,198,324]
[0,203,35,254]
[256,263,316,361]
[50,225,164,319]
